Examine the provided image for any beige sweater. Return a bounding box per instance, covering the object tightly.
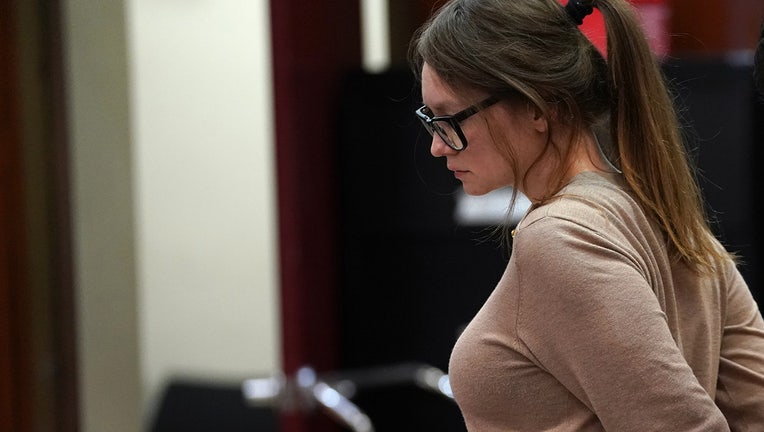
[449,172,764,431]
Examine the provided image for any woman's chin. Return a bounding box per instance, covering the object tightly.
[461,184,492,197]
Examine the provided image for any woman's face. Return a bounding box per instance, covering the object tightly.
[420,63,545,196]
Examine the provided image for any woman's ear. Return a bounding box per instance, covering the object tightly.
[531,105,548,134]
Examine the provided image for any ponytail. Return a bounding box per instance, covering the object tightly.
[595,0,733,272]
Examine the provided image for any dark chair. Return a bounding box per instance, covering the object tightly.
[150,379,278,432]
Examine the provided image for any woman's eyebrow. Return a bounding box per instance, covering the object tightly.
[423,100,452,115]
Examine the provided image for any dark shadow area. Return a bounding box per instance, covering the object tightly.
[663,59,762,303]
[336,68,507,431]
[150,380,278,432]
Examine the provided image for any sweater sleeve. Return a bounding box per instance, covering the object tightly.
[514,216,730,432]
[715,260,764,431]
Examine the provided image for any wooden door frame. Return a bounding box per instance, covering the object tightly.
[0,0,78,430]
[269,1,361,431]
[1,0,34,428]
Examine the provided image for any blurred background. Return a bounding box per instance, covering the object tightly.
[1,0,762,431]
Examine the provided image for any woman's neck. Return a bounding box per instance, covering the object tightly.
[523,128,617,203]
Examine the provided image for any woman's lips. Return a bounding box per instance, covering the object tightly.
[452,169,468,179]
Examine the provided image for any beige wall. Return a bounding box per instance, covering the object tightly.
[63,0,280,430]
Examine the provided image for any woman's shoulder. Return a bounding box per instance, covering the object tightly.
[518,171,642,236]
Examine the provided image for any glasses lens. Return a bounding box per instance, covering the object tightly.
[416,107,465,150]
[433,121,464,150]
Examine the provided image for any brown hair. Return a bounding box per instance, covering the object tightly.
[410,0,732,273]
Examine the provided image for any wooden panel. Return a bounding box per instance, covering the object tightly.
[1,0,78,430]
[269,1,361,431]
[670,0,764,55]
[0,0,33,430]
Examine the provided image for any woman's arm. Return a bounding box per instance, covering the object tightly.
[514,216,730,431]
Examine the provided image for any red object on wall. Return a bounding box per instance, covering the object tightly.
[564,0,671,57]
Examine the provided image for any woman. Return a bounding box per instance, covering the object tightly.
[410,0,764,430]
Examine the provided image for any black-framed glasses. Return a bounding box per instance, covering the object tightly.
[415,96,500,151]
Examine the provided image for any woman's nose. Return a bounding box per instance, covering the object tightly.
[430,134,457,157]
